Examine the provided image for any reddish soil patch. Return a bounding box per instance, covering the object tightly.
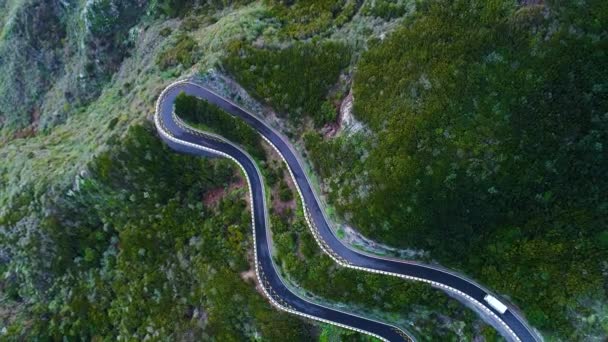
[11,108,40,141]
[202,175,245,207]
[323,89,353,138]
[202,187,226,207]
[260,139,298,216]
[322,121,340,138]
[30,108,40,128]
[273,196,296,216]
[241,251,266,297]
[12,126,37,140]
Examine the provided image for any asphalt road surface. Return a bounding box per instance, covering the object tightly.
[154,79,539,342]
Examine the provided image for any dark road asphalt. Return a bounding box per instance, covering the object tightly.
[154,80,539,342]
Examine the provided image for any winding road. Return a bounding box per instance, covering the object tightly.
[154,79,540,342]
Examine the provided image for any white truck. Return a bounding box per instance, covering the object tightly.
[484,294,508,314]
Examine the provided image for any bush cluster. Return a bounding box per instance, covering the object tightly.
[223,40,350,126]
[156,34,199,70]
[305,0,608,338]
[269,0,359,39]
[0,123,313,340]
[174,92,264,158]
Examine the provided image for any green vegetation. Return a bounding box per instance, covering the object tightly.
[0,0,419,340]
[268,0,359,39]
[278,179,294,201]
[174,92,264,159]
[304,0,608,339]
[304,131,370,208]
[159,26,173,37]
[0,0,67,132]
[85,0,145,38]
[360,0,411,20]
[1,123,314,340]
[152,0,196,17]
[224,40,350,126]
[152,0,254,17]
[0,0,151,136]
[3,0,605,340]
[171,94,496,340]
[157,33,199,70]
[78,0,149,104]
[270,195,497,341]
[0,2,303,336]
[319,324,378,341]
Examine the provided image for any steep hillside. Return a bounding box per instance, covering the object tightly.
[1,0,320,339]
[305,0,608,339]
[2,0,605,340]
[1,0,495,340]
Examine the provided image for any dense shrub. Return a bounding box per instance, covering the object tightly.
[85,0,145,37]
[305,0,608,338]
[0,0,67,132]
[278,180,293,201]
[152,0,196,18]
[159,26,172,37]
[83,0,147,82]
[174,92,265,158]
[268,0,359,38]
[151,0,253,17]
[156,33,199,70]
[270,210,496,341]
[360,0,411,20]
[174,92,493,340]
[0,123,313,340]
[223,40,350,126]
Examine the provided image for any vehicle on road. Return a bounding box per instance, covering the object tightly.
[155,79,539,342]
[485,295,508,314]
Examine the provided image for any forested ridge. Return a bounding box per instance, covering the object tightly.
[305,0,607,339]
[1,0,413,339]
[174,93,503,340]
[224,40,351,127]
[1,124,313,339]
[1,0,605,340]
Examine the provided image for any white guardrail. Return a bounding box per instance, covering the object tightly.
[155,79,529,342]
[155,80,402,342]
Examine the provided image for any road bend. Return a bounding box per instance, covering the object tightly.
[154,79,539,342]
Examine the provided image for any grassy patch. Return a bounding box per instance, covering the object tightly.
[360,0,411,20]
[157,33,199,70]
[268,0,359,39]
[336,228,345,239]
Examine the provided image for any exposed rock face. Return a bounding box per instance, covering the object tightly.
[0,0,149,138]
[0,0,67,133]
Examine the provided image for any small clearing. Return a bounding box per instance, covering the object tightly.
[202,174,245,207]
[337,89,364,135]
